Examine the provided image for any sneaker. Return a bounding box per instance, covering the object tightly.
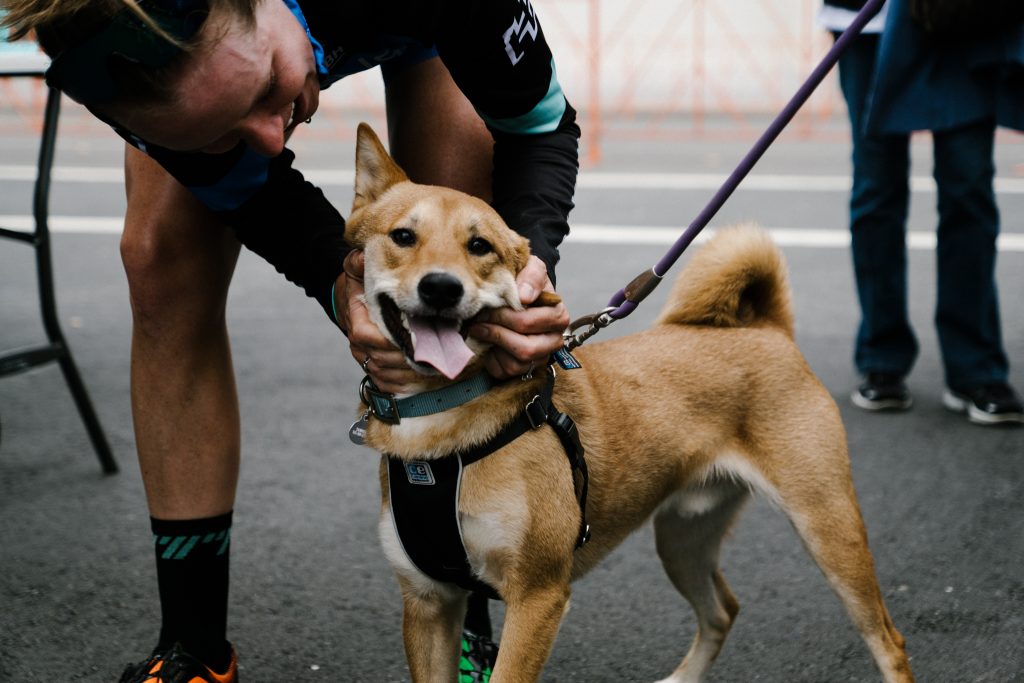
[119,643,238,683]
[459,630,498,683]
[851,373,913,411]
[943,383,1024,425]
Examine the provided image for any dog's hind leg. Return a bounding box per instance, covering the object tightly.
[398,580,467,683]
[651,483,749,683]
[746,418,915,683]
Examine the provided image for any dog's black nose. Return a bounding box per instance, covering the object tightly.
[418,273,464,310]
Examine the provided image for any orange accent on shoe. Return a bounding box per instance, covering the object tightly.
[142,657,163,681]
[139,647,237,683]
[200,648,238,683]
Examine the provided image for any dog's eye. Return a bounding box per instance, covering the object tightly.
[389,228,416,247]
[467,236,493,256]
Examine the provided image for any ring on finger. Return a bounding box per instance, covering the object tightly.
[361,355,371,373]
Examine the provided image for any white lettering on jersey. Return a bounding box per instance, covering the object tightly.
[503,0,538,66]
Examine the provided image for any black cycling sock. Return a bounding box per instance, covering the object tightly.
[464,591,493,639]
[151,512,233,673]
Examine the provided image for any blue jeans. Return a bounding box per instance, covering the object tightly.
[836,34,1009,389]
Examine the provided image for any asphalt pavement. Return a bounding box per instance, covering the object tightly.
[1,106,1023,682]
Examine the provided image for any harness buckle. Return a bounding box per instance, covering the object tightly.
[524,395,548,429]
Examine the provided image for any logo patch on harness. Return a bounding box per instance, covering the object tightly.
[405,462,436,485]
[553,348,582,370]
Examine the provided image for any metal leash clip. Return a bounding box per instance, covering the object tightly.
[563,307,616,351]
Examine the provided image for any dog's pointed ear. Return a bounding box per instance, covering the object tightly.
[353,123,409,212]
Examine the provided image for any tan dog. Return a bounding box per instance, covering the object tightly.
[345,123,915,683]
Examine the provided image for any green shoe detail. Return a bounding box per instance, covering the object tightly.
[459,631,497,683]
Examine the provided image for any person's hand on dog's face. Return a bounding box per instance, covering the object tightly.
[338,252,568,389]
[336,251,421,393]
[469,255,570,380]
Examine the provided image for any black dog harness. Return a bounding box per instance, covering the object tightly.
[383,368,590,599]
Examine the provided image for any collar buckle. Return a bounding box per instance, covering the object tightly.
[361,376,402,424]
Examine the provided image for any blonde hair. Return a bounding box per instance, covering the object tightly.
[1,0,259,107]
[2,0,257,45]
[2,0,115,42]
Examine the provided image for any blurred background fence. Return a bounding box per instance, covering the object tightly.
[5,0,1019,166]
[0,0,849,164]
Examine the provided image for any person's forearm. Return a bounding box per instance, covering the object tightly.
[223,149,351,320]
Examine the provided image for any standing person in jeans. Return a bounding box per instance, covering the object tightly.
[822,0,1024,424]
[1,0,578,681]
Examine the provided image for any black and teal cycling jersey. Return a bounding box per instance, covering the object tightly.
[116,0,580,320]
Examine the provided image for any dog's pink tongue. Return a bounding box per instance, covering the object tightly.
[409,317,475,379]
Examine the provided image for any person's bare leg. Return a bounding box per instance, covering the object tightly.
[122,145,242,520]
[385,56,494,201]
[121,145,241,673]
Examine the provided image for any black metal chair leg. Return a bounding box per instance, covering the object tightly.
[55,351,118,473]
[37,88,118,474]
[6,85,118,474]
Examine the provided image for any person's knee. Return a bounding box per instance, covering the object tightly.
[121,226,233,338]
[121,145,240,335]
[120,205,239,340]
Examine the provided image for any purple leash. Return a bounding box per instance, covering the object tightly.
[564,0,885,349]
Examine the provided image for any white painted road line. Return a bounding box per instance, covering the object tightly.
[567,224,1024,251]
[3,165,1024,194]
[0,165,126,183]
[1,215,125,233]
[4,215,1023,252]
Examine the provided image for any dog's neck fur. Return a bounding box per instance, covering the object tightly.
[361,371,547,460]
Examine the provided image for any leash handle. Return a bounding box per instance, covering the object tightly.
[600,0,886,322]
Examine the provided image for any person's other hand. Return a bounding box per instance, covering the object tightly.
[468,255,570,379]
[335,251,420,393]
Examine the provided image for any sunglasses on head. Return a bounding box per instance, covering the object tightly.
[44,0,209,105]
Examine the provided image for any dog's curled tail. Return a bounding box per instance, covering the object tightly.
[655,224,795,338]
